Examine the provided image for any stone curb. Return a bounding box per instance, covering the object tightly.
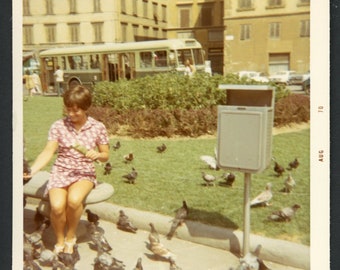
[84,201,309,270]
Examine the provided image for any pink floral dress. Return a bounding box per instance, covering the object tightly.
[45,116,109,196]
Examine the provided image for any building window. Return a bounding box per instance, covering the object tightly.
[143,26,149,37]
[161,5,167,22]
[133,0,138,15]
[162,29,167,39]
[200,5,213,27]
[70,0,77,14]
[45,24,56,43]
[268,0,282,6]
[143,0,148,18]
[300,20,310,37]
[121,23,128,42]
[239,0,252,9]
[177,31,194,39]
[133,24,139,38]
[46,0,53,15]
[92,22,103,43]
[153,27,158,38]
[153,2,158,24]
[208,30,223,42]
[69,23,79,43]
[23,25,33,44]
[269,22,280,39]
[93,0,101,12]
[23,0,30,16]
[121,0,126,14]
[240,24,251,40]
[179,8,190,28]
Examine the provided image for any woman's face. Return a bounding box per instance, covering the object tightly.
[66,105,87,125]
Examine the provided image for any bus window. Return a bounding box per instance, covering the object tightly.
[90,54,100,69]
[177,49,192,66]
[68,56,76,70]
[193,49,204,65]
[140,52,152,68]
[154,50,167,67]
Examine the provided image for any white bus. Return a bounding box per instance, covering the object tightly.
[39,39,206,92]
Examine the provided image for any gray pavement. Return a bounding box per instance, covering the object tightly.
[23,201,306,270]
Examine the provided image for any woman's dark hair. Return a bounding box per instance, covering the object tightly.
[63,85,92,111]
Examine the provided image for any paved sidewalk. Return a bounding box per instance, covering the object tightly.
[23,202,305,270]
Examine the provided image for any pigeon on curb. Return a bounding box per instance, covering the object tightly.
[117,210,138,233]
[268,204,301,222]
[86,209,100,225]
[112,141,121,151]
[157,143,167,153]
[250,183,273,207]
[122,167,138,184]
[166,200,189,240]
[201,172,216,186]
[283,173,296,193]
[287,158,300,170]
[222,172,236,187]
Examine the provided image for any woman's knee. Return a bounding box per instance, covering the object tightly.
[50,201,67,216]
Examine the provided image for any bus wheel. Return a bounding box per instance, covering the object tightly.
[69,79,80,90]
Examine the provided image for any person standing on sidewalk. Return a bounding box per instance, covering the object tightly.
[23,86,110,255]
[54,65,64,96]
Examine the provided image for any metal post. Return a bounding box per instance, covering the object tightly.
[243,172,251,255]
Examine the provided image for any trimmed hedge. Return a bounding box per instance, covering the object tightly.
[88,72,309,138]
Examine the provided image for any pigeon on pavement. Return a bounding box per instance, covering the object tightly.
[57,244,80,270]
[166,200,189,240]
[250,183,273,207]
[86,209,100,225]
[283,173,296,193]
[122,167,138,184]
[25,219,50,246]
[88,222,112,253]
[268,204,301,222]
[201,172,216,186]
[117,210,138,233]
[133,257,143,270]
[148,222,160,244]
[169,257,182,270]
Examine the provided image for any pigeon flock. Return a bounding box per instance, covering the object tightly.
[23,139,304,269]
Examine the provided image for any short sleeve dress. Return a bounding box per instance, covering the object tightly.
[45,116,109,196]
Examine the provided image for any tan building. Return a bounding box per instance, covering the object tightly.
[223,0,310,75]
[167,0,225,74]
[23,0,168,52]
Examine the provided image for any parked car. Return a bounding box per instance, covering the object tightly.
[237,71,269,83]
[269,70,303,85]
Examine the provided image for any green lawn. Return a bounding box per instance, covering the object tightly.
[23,96,310,245]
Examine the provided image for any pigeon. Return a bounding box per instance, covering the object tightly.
[283,173,296,193]
[169,257,182,270]
[222,172,236,187]
[88,222,113,253]
[268,204,301,222]
[86,209,100,225]
[123,152,134,163]
[200,155,220,170]
[112,141,121,151]
[201,172,216,186]
[274,162,285,176]
[150,241,176,261]
[157,143,167,153]
[25,219,51,246]
[122,167,138,184]
[104,162,113,175]
[38,243,59,267]
[57,244,80,270]
[93,249,125,270]
[34,207,46,230]
[287,158,300,170]
[133,257,143,270]
[23,251,42,270]
[148,222,160,244]
[250,183,273,207]
[166,200,189,240]
[117,210,138,233]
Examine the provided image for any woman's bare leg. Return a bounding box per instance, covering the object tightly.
[49,188,68,249]
[64,180,93,253]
